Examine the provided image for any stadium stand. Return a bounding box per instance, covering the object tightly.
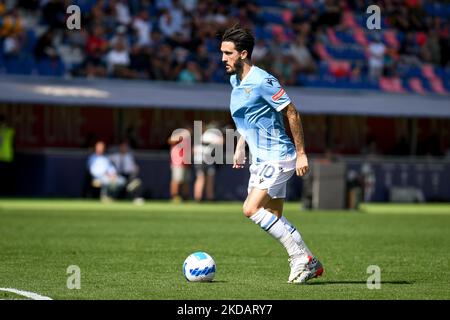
[0,0,448,95]
[0,1,449,201]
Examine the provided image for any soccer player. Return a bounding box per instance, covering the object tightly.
[221,25,323,284]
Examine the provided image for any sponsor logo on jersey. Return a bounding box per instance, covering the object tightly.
[266,77,277,86]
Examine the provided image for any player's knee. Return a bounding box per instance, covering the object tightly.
[242,203,259,217]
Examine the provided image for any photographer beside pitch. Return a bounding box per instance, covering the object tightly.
[221,25,323,284]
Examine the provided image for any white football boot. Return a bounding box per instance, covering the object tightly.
[287,254,310,283]
[291,256,324,284]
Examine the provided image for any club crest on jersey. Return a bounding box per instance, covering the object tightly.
[272,88,285,101]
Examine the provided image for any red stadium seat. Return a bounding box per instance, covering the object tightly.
[422,64,438,80]
[384,29,400,49]
[408,78,426,94]
[379,77,406,93]
[326,28,341,46]
[328,60,351,78]
[282,9,293,24]
[353,28,369,47]
[429,78,448,95]
[314,43,332,61]
[342,11,358,28]
[271,24,287,42]
[416,32,427,47]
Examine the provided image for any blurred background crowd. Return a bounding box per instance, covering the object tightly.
[0,0,449,202]
[0,0,449,93]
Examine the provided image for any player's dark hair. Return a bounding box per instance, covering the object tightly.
[221,24,255,59]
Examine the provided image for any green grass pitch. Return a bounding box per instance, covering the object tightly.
[0,200,449,300]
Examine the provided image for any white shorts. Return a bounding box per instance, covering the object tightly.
[247,157,296,199]
[171,165,191,183]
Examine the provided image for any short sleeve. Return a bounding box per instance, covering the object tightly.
[260,76,291,112]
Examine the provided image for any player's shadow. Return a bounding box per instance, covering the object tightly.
[187,281,228,284]
[307,280,414,285]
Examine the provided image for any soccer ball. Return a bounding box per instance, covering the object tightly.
[183,251,216,282]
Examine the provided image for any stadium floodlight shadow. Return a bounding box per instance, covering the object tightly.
[305,280,414,286]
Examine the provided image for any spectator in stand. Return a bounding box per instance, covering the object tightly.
[193,44,215,81]
[105,37,136,78]
[0,1,4,15]
[368,34,386,81]
[317,0,342,27]
[399,31,422,66]
[159,9,181,40]
[273,54,297,86]
[132,10,152,48]
[390,5,410,32]
[3,33,23,58]
[102,0,122,34]
[178,60,202,83]
[422,30,441,65]
[17,0,40,11]
[34,28,59,61]
[115,0,132,27]
[130,45,152,78]
[350,62,363,80]
[204,3,228,27]
[289,34,317,75]
[84,25,108,77]
[110,25,130,50]
[180,0,198,13]
[149,29,164,50]
[252,39,269,63]
[169,0,185,32]
[151,43,175,80]
[0,0,449,90]
[156,0,173,11]
[0,8,24,38]
[41,0,66,29]
[235,5,253,29]
[290,7,309,34]
[313,26,330,46]
[383,47,399,78]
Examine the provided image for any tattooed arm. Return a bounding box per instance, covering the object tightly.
[282,103,309,176]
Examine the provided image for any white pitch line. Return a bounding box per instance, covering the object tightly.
[0,288,53,300]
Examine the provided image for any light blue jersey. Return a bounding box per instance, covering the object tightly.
[229,66,296,163]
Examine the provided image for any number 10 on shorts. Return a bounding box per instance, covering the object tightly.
[259,164,275,178]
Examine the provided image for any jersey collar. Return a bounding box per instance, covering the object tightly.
[238,65,255,86]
